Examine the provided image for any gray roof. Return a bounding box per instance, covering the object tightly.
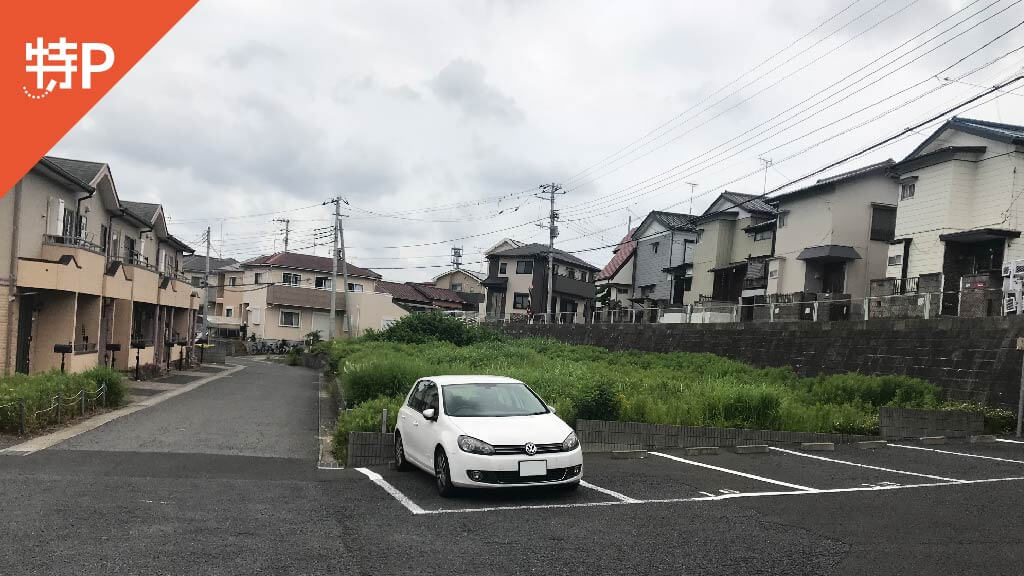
[719,192,776,215]
[490,242,600,271]
[905,116,1024,160]
[769,159,894,205]
[121,200,161,224]
[796,245,861,261]
[182,255,238,273]
[650,211,697,231]
[43,156,106,185]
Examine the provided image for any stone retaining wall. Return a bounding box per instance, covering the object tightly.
[878,407,983,439]
[576,419,874,452]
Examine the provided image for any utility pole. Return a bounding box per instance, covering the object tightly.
[274,218,291,252]
[325,197,351,339]
[759,157,772,196]
[537,183,564,320]
[201,226,211,339]
[685,182,698,215]
[339,208,350,334]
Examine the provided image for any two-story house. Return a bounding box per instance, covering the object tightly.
[595,228,637,309]
[239,251,406,341]
[689,192,777,305]
[432,268,483,294]
[882,117,1024,317]
[1,156,199,375]
[766,159,898,303]
[629,211,697,309]
[482,242,599,322]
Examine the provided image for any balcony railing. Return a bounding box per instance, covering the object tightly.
[120,253,157,272]
[43,234,105,255]
[742,276,768,290]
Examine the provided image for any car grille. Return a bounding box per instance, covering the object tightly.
[475,465,582,485]
[491,442,563,455]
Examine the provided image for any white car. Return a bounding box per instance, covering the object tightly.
[394,375,583,497]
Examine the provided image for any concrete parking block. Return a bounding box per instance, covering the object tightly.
[801,442,835,452]
[857,440,888,450]
[968,435,996,443]
[684,446,719,456]
[610,450,647,459]
[920,436,947,445]
[734,444,769,454]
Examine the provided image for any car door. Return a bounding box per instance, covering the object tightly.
[399,381,427,466]
[407,381,439,466]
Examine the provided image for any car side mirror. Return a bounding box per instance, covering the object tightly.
[547,405,556,414]
[422,408,436,421]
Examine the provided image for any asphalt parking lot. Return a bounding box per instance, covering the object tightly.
[346,438,1024,515]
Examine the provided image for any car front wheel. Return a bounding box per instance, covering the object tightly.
[434,449,456,498]
[394,431,410,471]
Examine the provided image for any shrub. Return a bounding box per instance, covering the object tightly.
[332,395,402,462]
[368,312,501,346]
[82,366,127,407]
[285,346,304,366]
[342,358,437,405]
[136,363,163,381]
[940,401,1017,435]
[571,380,622,424]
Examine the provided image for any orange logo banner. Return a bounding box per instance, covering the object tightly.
[0,0,199,196]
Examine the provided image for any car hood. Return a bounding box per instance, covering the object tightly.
[447,413,572,445]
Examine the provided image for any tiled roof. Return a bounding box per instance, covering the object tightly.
[412,284,465,304]
[814,159,896,185]
[121,200,161,224]
[650,211,697,231]
[596,228,637,281]
[43,156,106,185]
[375,281,432,304]
[719,192,777,215]
[490,242,600,271]
[949,116,1024,142]
[241,252,380,279]
[182,255,238,273]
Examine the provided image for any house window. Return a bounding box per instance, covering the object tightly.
[695,230,703,243]
[279,309,300,327]
[100,224,108,252]
[315,276,332,290]
[900,183,915,200]
[768,269,779,279]
[640,285,654,298]
[451,282,463,292]
[651,242,660,254]
[225,307,233,318]
[254,272,263,284]
[229,276,238,286]
[568,268,576,279]
[870,205,897,242]
[499,262,507,274]
[347,283,363,292]
[754,230,773,242]
[516,260,533,274]
[124,236,136,261]
[191,275,204,288]
[282,272,301,286]
[777,213,787,228]
[512,292,530,309]
[888,254,903,267]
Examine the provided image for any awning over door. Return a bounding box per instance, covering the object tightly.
[796,245,861,262]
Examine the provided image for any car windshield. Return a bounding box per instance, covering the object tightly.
[442,383,549,417]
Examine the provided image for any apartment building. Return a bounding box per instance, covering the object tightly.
[482,242,599,321]
[766,160,897,301]
[882,117,1024,317]
[238,251,407,341]
[0,157,198,375]
[689,192,776,304]
[630,211,697,308]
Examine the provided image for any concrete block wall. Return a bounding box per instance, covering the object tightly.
[879,407,983,439]
[348,431,395,467]
[499,316,1024,408]
[576,419,873,452]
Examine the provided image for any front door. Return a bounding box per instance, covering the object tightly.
[821,262,846,294]
[15,294,35,374]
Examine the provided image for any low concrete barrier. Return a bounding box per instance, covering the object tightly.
[348,431,395,467]
[576,419,874,452]
[878,407,983,439]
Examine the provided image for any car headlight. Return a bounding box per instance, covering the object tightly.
[457,435,495,455]
[562,431,579,451]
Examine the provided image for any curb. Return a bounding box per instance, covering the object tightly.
[968,435,996,443]
[857,440,888,450]
[610,450,647,459]
[920,436,947,445]
[734,445,769,454]
[684,446,719,456]
[801,442,835,452]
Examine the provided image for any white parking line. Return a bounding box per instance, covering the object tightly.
[770,446,964,482]
[425,476,1024,514]
[996,438,1024,444]
[355,468,426,515]
[648,451,816,491]
[890,444,1024,465]
[580,480,641,503]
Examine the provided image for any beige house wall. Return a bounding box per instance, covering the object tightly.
[434,270,483,294]
[494,255,535,316]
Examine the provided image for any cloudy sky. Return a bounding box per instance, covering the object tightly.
[51,0,1024,281]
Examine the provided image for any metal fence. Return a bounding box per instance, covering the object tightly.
[0,383,109,436]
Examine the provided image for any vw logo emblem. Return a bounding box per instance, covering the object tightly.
[524,442,537,455]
